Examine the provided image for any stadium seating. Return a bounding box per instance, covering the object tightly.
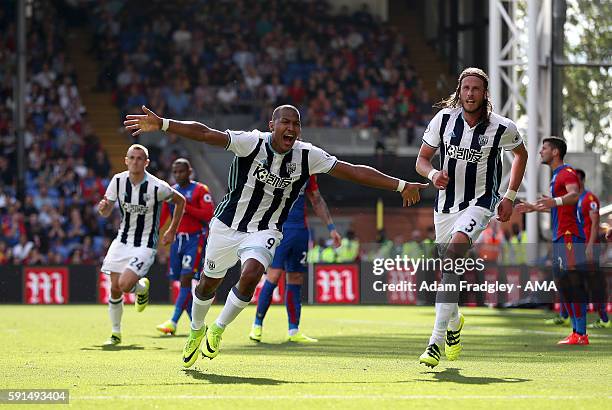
[0,2,114,265]
[89,0,433,141]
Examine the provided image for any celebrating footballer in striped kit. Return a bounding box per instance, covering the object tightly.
[416,68,528,367]
[124,104,428,368]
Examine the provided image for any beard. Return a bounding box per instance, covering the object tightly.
[540,156,551,165]
[461,99,485,114]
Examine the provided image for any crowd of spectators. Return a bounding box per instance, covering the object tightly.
[0,2,116,266]
[91,0,434,144]
[2,1,610,269]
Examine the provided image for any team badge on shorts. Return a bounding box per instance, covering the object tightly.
[207,259,216,271]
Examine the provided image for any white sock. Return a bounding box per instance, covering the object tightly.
[133,278,147,294]
[448,304,462,331]
[109,296,123,333]
[429,302,455,346]
[191,290,214,331]
[215,287,250,329]
[288,328,299,337]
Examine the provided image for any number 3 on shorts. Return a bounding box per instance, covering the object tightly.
[266,238,276,250]
[465,219,477,233]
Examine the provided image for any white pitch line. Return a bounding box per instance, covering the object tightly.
[74,394,612,401]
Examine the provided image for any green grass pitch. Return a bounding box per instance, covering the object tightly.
[2,305,611,409]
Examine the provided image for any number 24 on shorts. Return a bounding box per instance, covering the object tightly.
[129,257,144,270]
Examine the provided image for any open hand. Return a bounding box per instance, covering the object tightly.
[515,200,536,213]
[124,105,163,137]
[535,195,555,211]
[401,182,429,207]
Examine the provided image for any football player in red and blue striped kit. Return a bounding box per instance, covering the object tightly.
[157,159,215,335]
[518,137,589,344]
[575,169,609,329]
[249,175,341,343]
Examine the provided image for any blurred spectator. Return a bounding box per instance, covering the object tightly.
[336,230,360,262]
[0,240,12,264]
[0,1,116,265]
[13,233,34,263]
[165,80,190,117]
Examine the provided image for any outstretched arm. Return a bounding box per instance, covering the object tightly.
[124,105,229,147]
[535,183,580,211]
[329,161,428,207]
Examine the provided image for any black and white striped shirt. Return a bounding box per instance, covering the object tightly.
[105,171,174,248]
[422,108,523,214]
[215,130,338,232]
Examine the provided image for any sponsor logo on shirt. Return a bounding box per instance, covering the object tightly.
[122,202,149,215]
[444,142,483,163]
[253,164,293,189]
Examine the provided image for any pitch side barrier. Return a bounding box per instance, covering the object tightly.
[2,258,610,308]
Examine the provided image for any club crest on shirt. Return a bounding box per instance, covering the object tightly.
[143,193,151,202]
[478,135,489,146]
[286,162,297,174]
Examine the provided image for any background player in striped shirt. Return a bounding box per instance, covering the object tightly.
[248,175,341,343]
[156,158,215,335]
[575,169,609,329]
[98,144,185,346]
[517,137,589,344]
[416,68,528,367]
[124,104,428,367]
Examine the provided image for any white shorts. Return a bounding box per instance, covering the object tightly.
[203,218,283,279]
[101,239,157,277]
[434,205,494,247]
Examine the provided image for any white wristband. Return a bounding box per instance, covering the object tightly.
[554,197,563,207]
[504,189,517,202]
[161,118,170,132]
[427,169,439,181]
[396,179,406,192]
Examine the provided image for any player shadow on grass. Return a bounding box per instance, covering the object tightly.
[182,369,420,386]
[147,334,189,339]
[418,368,530,385]
[81,345,165,351]
[184,369,285,385]
[216,333,612,362]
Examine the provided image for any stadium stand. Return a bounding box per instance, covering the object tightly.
[0,2,116,265]
[89,0,434,143]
